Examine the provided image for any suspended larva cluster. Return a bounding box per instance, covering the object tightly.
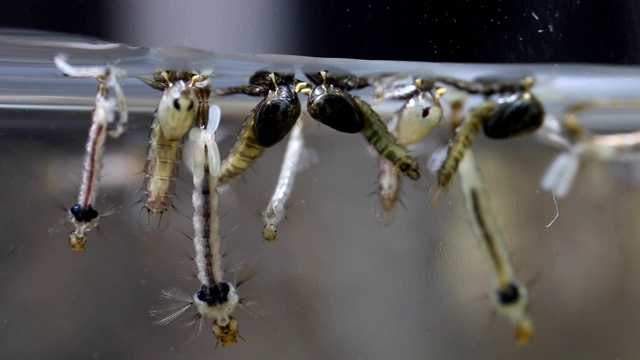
[53,55,640,348]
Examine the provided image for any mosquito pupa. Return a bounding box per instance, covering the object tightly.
[262,120,305,242]
[375,82,445,222]
[304,68,421,180]
[304,68,366,134]
[152,107,244,347]
[458,149,534,345]
[217,67,301,185]
[140,75,198,218]
[140,69,213,128]
[430,77,544,206]
[54,54,128,251]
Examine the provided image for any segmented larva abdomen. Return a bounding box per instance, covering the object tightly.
[436,102,494,191]
[140,117,184,214]
[353,96,420,180]
[218,110,265,185]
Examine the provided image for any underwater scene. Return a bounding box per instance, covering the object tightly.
[1,6,640,358]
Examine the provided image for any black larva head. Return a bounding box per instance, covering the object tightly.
[307,85,364,133]
[483,93,544,139]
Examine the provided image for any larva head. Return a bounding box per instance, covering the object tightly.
[68,231,87,252]
[483,92,544,139]
[157,80,197,141]
[494,282,534,345]
[262,224,277,242]
[212,316,240,347]
[307,85,364,133]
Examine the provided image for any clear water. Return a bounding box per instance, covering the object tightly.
[2,30,640,359]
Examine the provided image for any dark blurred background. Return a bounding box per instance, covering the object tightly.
[1,0,638,63]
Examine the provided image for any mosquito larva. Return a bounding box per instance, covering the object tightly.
[375,158,402,225]
[152,106,244,347]
[430,77,544,207]
[304,69,421,180]
[140,76,198,217]
[355,95,421,180]
[304,69,366,134]
[458,149,533,345]
[429,101,495,206]
[434,75,528,96]
[217,69,301,185]
[218,108,265,185]
[541,100,640,197]
[262,120,305,242]
[53,54,128,251]
[375,78,445,222]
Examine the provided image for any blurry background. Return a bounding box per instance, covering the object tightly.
[1,0,639,63]
[2,1,640,360]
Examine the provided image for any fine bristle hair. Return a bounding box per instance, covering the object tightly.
[100,202,121,217]
[134,206,171,237]
[185,313,206,344]
[48,217,68,236]
[219,203,239,220]
[239,297,268,318]
[220,225,239,240]
[171,203,191,221]
[235,258,262,288]
[150,287,194,326]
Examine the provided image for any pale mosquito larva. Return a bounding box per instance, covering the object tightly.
[216,66,301,185]
[430,77,544,207]
[262,120,305,242]
[151,105,246,347]
[140,69,213,128]
[458,149,534,345]
[540,100,640,198]
[140,72,198,218]
[371,75,445,223]
[53,54,128,251]
[303,68,421,180]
